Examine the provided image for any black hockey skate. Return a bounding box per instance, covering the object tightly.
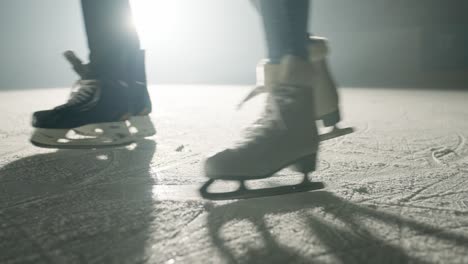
[202,56,325,200]
[65,51,156,140]
[30,50,154,149]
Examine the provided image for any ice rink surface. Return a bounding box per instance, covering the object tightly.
[1,85,468,264]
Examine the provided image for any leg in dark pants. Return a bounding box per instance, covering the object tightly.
[257,0,310,63]
[31,0,154,148]
[81,0,151,115]
[81,0,141,77]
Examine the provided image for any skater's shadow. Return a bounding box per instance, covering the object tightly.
[206,191,468,264]
[0,140,157,263]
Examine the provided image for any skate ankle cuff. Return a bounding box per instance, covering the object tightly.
[277,55,315,87]
[308,36,329,62]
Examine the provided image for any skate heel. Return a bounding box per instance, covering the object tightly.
[320,110,340,127]
[318,110,355,141]
[128,115,156,137]
[291,154,317,175]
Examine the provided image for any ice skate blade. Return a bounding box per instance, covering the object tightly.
[74,115,156,138]
[30,127,135,149]
[319,126,354,142]
[199,179,325,201]
[206,153,317,181]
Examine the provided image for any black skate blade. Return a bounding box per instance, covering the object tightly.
[199,179,325,201]
[319,127,354,142]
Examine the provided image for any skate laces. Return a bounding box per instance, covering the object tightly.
[236,86,295,147]
[56,80,100,110]
[237,85,267,110]
[55,51,100,109]
[64,50,90,79]
[235,85,270,141]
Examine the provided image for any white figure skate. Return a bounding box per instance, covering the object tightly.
[201,55,325,200]
[239,36,354,142]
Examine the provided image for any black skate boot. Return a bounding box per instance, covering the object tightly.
[239,36,354,142]
[69,50,156,139]
[201,55,325,200]
[30,50,155,149]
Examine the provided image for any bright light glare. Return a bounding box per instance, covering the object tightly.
[130,0,183,49]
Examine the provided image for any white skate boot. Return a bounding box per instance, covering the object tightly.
[240,36,354,141]
[201,55,325,200]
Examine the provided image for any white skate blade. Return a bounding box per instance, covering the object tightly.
[318,126,354,142]
[127,115,156,138]
[199,179,325,201]
[73,123,116,137]
[30,122,135,149]
[74,115,156,138]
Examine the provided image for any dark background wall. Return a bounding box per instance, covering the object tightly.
[315,1,468,88]
[1,0,467,90]
[0,0,86,90]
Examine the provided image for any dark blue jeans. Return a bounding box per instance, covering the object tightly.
[253,0,310,63]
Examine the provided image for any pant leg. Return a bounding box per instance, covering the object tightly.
[285,0,309,57]
[257,0,289,63]
[81,0,141,76]
[257,0,310,63]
